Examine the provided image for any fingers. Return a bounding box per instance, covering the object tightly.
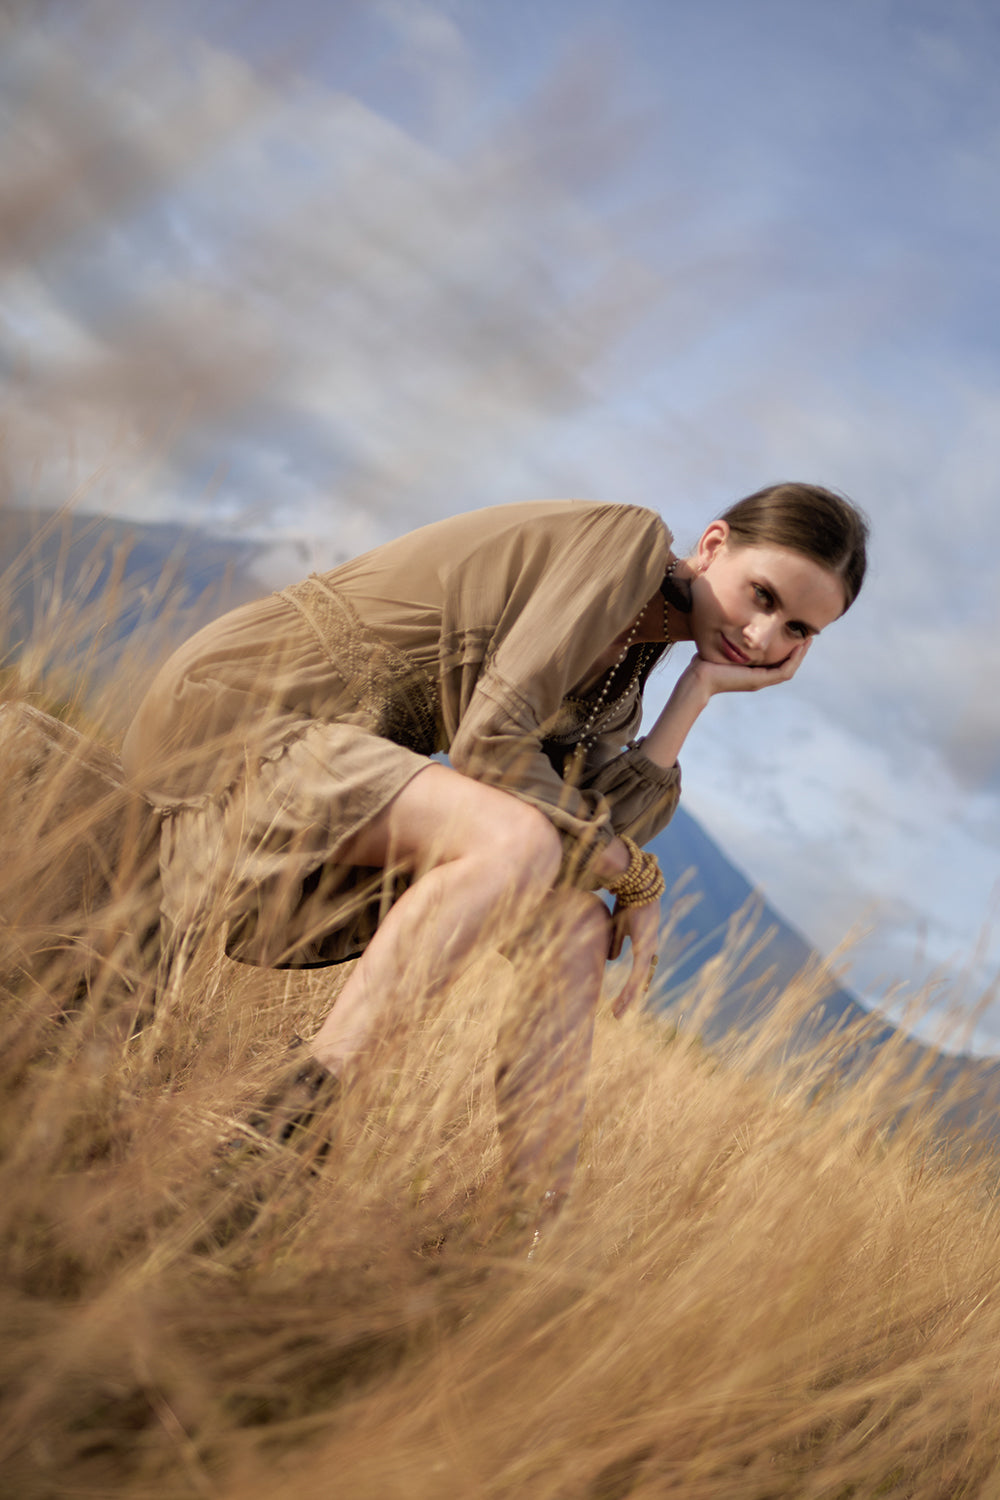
[610,901,661,1018]
[612,952,659,1019]
[608,910,624,962]
[769,637,811,682]
[745,641,807,686]
[696,636,812,695]
[612,960,651,1018]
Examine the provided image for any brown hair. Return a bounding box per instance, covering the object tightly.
[720,482,869,611]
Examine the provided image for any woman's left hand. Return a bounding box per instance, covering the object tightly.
[689,637,812,697]
[641,639,812,773]
[609,897,662,1018]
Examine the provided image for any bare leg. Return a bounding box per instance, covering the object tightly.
[305,764,611,1206]
[309,763,563,1074]
[494,892,610,1205]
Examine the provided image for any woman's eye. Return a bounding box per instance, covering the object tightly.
[787,622,808,639]
[752,584,773,607]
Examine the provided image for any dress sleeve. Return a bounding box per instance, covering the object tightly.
[444,503,673,862]
[579,735,681,846]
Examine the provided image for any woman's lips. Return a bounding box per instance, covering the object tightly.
[720,634,751,665]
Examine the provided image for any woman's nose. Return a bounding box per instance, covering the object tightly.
[743,617,777,654]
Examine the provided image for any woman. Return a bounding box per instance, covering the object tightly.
[123,483,867,1221]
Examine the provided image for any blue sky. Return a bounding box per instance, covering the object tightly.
[2,0,999,1047]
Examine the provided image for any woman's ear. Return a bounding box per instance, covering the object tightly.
[695,519,730,572]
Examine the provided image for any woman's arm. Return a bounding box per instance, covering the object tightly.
[588,639,810,877]
[643,641,811,769]
[594,639,811,1016]
[446,504,672,854]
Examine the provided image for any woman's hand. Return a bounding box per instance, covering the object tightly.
[640,639,812,774]
[688,638,811,698]
[609,897,662,1018]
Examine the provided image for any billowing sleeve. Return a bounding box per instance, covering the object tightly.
[442,502,674,862]
[579,732,681,846]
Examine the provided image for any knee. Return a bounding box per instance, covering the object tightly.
[488,799,563,891]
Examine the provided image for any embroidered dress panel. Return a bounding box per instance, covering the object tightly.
[280,576,439,755]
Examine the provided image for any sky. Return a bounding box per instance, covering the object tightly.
[2,0,999,1048]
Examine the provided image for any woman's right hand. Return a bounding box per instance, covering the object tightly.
[609,895,662,1019]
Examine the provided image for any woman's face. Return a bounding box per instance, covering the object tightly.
[688,521,847,668]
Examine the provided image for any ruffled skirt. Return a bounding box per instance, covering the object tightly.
[158,719,430,967]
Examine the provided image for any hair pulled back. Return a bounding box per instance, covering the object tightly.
[720,482,869,611]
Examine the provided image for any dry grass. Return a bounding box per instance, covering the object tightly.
[3,11,997,1492]
[2,617,1000,1500]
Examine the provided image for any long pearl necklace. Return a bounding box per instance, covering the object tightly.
[574,559,677,757]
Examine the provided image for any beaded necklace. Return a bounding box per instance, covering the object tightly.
[573,558,677,757]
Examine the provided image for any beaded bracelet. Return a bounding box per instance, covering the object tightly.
[605,835,666,909]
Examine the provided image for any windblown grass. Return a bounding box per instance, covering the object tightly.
[2,580,1000,1500]
[0,846,997,1496]
[4,8,997,1486]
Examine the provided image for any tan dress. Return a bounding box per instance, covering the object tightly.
[122,499,681,967]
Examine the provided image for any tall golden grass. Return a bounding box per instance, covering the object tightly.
[5,9,998,1491]
[2,563,1000,1500]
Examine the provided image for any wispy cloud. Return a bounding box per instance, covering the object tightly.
[0,6,663,563]
[2,0,999,1041]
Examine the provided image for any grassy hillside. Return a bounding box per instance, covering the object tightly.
[1,560,999,1499]
[2,771,1000,1497]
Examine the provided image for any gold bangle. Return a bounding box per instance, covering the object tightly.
[606,837,665,909]
[616,867,665,908]
[604,835,639,894]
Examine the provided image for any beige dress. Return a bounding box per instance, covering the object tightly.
[122,499,681,967]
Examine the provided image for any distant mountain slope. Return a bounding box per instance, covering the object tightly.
[650,806,1000,1144]
[0,507,265,666]
[649,805,877,1042]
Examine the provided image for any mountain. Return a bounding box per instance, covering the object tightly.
[0,506,265,680]
[649,806,1000,1145]
[649,805,878,1042]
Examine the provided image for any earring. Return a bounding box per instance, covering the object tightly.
[660,559,693,614]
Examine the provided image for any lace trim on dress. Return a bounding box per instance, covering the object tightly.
[279,576,440,755]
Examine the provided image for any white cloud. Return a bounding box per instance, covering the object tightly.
[374,0,473,130]
[4,0,1000,1051]
[0,15,660,543]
